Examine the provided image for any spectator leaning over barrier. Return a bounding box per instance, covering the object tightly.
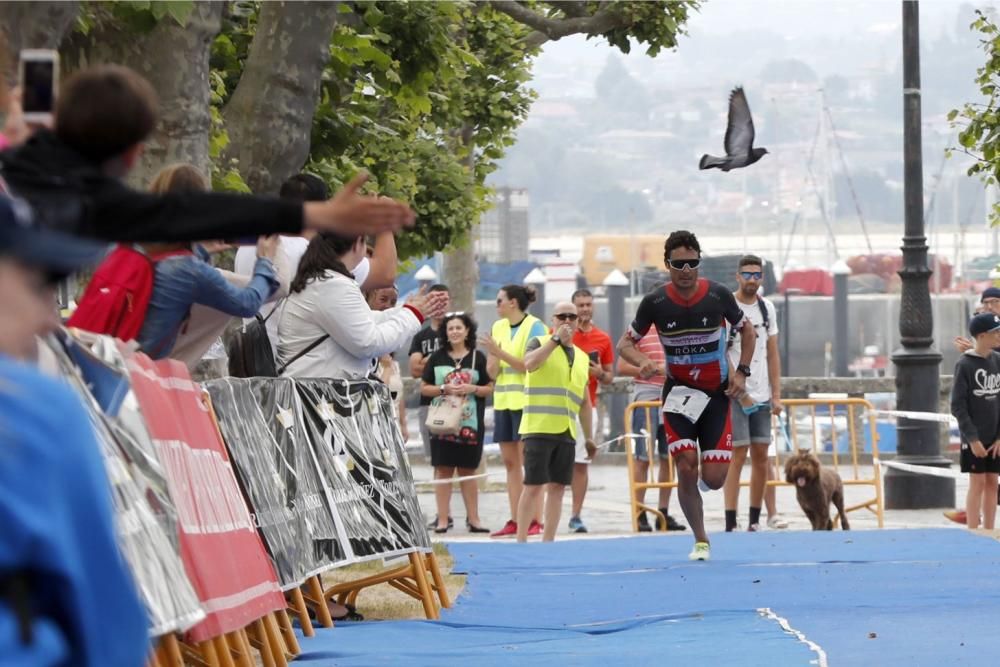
[276,233,447,379]
[420,312,494,534]
[367,286,408,440]
[566,288,614,534]
[616,326,686,532]
[723,255,784,533]
[950,312,1000,530]
[129,164,280,359]
[235,173,399,355]
[0,195,148,665]
[409,283,451,455]
[478,284,549,538]
[0,64,415,244]
[516,301,595,543]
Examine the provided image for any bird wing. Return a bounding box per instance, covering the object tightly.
[723,87,756,156]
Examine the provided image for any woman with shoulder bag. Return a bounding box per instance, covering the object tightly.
[420,312,493,533]
[277,233,446,378]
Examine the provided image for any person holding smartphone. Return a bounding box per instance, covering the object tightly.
[1,63,415,246]
[567,288,614,534]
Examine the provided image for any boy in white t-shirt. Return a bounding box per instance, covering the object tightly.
[723,255,787,532]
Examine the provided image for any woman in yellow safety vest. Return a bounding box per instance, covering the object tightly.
[478,284,549,537]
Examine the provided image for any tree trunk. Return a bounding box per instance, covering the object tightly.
[61,3,224,187]
[221,1,340,194]
[443,124,480,312]
[0,2,79,58]
[131,2,224,185]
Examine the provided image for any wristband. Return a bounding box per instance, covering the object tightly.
[403,304,425,324]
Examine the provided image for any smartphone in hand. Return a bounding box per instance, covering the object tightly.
[19,49,59,124]
[588,351,600,364]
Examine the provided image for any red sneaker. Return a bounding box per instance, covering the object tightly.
[527,520,543,536]
[943,510,967,525]
[490,519,517,538]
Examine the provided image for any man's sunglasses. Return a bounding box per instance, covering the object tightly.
[740,271,763,280]
[554,313,579,321]
[667,258,701,270]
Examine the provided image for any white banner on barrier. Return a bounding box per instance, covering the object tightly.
[874,458,964,480]
[870,409,957,425]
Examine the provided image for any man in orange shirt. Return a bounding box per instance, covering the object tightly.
[568,288,614,533]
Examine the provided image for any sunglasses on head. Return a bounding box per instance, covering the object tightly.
[554,313,578,321]
[667,258,701,271]
[444,311,465,318]
[740,271,763,280]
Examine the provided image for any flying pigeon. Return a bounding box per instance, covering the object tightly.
[699,86,768,172]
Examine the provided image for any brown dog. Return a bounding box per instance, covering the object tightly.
[784,451,850,530]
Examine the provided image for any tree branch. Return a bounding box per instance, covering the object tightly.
[489,0,630,48]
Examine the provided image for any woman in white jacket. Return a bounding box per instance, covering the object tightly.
[277,232,447,378]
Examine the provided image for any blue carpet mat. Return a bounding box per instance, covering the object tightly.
[295,529,1000,665]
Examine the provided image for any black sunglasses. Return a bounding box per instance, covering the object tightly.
[668,258,701,270]
[740,271,763,280]
[496,298,505,305]
[554,313,579,321]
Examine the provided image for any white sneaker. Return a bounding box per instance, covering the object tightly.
[698,478,710,493]
[767,514,789,530]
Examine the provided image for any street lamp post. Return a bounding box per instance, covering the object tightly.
[887,0,954,508]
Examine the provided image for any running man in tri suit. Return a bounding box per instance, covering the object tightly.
[617,230,756,561]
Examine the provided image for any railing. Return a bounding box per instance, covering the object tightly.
[624,396,886,532]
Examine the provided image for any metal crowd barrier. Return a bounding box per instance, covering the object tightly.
[624,397,885,531]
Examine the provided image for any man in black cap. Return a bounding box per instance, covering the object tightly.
[0,195,149,665]
[954,287,1000,353]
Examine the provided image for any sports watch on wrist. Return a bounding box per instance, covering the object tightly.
[551,334,561,345]
[736,364,752,377]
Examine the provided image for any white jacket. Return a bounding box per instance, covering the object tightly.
[276,270,420,379]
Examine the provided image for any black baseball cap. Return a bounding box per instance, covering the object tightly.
[969,312,1000,337]
[0,195,107,281]
[982,287,1000,302]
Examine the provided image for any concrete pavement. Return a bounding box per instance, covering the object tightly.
[409,454,972,542]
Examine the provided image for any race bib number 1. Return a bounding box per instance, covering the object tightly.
[663,385,710,423]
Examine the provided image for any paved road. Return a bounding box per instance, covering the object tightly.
[410,454,971,541]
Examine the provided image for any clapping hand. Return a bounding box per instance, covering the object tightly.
[477,334,500,355]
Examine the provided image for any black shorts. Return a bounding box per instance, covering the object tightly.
[523,437,575,485]
[960,442,1000,474]
[661,382,733,464]
[493,409,523,443]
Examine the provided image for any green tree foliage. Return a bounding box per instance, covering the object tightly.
[950,9,1000,223]
[66,1,699,260]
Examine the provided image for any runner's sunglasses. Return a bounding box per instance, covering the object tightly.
[740,271,763,280]
[667,258,701,270]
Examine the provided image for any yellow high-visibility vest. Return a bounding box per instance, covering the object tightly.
[491,314,541,411]
[519,336,590,439]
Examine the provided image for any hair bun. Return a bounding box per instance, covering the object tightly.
[524,284,537,304]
